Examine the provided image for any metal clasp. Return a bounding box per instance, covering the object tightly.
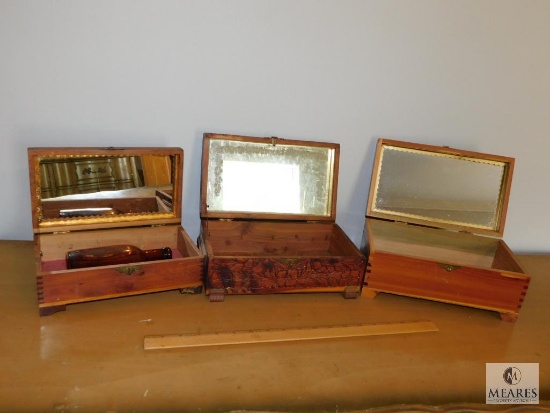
[438,263,461,272]
[116,265,143,276]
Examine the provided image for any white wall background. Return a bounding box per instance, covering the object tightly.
[1,0,549,253]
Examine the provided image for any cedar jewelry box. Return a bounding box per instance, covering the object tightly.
[362,139,530,321]
[198,133,367,301]
[28,147,204,316]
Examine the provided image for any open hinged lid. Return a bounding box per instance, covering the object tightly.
[366,139,515,237]
[28,147,184,234]
[200,133,340,222]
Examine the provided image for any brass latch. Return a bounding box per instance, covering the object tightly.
[438,263,461,272]
[116,265,143,276]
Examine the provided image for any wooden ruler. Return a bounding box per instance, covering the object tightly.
[144,320,438,350]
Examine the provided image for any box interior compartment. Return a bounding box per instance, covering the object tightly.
[368,218,525,274]
[202,220,362,258]
[39,225,200,272]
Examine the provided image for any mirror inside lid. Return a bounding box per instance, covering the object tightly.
[367,139,514,237]
[28,147,183,233]
[201,133,339,221]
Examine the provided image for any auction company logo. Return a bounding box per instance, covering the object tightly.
[503,367,522,385]
[486,363,539,404]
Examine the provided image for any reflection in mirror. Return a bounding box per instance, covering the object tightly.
[372,145,508,231]
[37,155,175,223]
[206,139,335,216]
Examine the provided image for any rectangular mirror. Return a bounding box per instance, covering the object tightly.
[28,148,182,231]
[368,140,514,236]
[202,135,338,220]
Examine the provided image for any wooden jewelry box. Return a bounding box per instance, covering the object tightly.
[28,147,204,316]
[198,133,367,301]
[362,139,530,321]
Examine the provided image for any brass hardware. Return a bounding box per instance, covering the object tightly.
[116,265,143,276]
[281,258,303,266]
[438,263,461,272]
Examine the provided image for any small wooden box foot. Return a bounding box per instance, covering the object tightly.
[499,312,519,322]
[208,289,226,302]
[343,286,361,299]
[39,305,67,316]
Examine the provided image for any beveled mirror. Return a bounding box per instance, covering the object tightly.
[201,134,338,220]
[368,140,514,236]
[28,147,183,232]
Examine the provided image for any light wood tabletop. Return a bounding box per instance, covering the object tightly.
[0,240,548,412]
